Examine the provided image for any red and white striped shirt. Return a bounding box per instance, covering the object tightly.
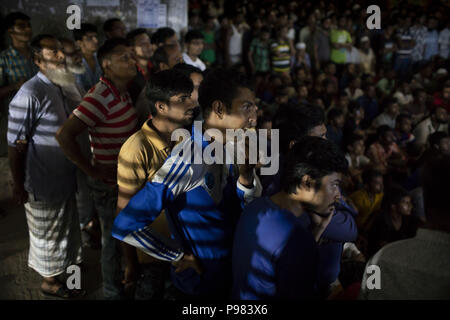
[73,77,138,165]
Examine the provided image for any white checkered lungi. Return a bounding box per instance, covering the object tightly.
[24,194,83,277]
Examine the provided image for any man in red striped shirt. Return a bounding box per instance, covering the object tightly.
[56,38,138,299]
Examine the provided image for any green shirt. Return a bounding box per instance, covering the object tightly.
[200,30,216,64]
[250,38,270,73]
[330,29,352,64]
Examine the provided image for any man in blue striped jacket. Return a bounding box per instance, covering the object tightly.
[112,68,262,298]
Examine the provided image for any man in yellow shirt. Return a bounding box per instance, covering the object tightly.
[349,169,384,233]
[116,69,196,299]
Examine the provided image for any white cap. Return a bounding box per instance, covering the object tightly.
[296,42,306,50]
[361,36,369,42]
[436,68,448,75]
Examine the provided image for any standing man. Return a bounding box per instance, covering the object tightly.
[56,38,139,300]
[103,18,127,40]
[112,68,261,298]
[182,30,206,71]
[0,12,37,157]
[8,34,82,298]
[117,69,195,299]
[73,23,102,92]
[232,137,348,299]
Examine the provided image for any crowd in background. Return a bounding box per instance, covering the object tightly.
[0,0,449,300]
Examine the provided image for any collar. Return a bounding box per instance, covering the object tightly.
[99,76,122,100]
[37,71,54,85]
[136,61,152,80]
[141,120,170,152]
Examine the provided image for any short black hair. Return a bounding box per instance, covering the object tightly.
[126,28,148,46]
[396,113,411,125]
[376,125,393,139]
[281,136,348,194]
[328,108,344,122]
[30,34,56,62]
[362,168,383,185]
[151,27,176,45]
[145,69,193,116]
[198,68,251,119]
[273,103,325,153]
[429,131,449,148]
[172,63,203,77]
[73,23,97,41]
[382,184,410,211]
[152,44,178,71]
[184,30,204,43]
[97,37,130,70]
[345,133,365,150]
[5,12,30,30]
[103,18,121,33]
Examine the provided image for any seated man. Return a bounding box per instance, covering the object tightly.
[367,185,418,258]
[232,136,348,299]
[112,68,262,298]
[360,155,450,299]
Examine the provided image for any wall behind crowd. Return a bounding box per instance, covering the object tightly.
[0,0,187,45]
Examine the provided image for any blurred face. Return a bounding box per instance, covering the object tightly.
[381,130,395,147]
[298,85,308,98]
[308,124,327,139]
[190,72,203,106]
[339,95,349,107]
[261,32,271,42]
[439,137,450,155]
[62,41,85,75]
[104,45,137,80]
[369,176,384,194]
[79,32,98,53]
[109,21,126,38]
[9,18,32,42]
[367,86,376,98]
[334,115,345,128]
[222,87,258,130]
[187,38,204,57]
[388,103,399,116]
[322,18,331,30]
[433,107,448,124]
[443,86,450,100]
[396,196,412,216]
[350,139,365,156]
[164,34,179,48]
[133,33,152,60]
[327,64,336,75]
[306,173,342,216]
[162,92,196,126]
[398,118,412,133]
[166,46,184,68]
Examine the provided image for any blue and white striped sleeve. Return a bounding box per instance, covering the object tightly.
[7,88,38,147]
[112,180,185,262]
[236,168,262,207]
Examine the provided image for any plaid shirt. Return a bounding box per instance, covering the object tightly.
[0,45,38,92]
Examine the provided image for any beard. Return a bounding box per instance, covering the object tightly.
[46,66,76,87]
[67,63,86,75]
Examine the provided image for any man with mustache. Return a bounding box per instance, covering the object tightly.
[7,34,83,298]
[232,136,348,299]
[56,38,139,299]
[0,12,37,157]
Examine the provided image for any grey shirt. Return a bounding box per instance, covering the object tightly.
[7,72,77,203]
[359,228,450,299]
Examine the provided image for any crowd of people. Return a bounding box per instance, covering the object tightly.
[0,0,449,300]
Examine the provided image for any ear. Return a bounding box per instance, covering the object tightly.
[102,59,111,73]
[300,175,315,191]
[155,101,167,114]
[211,100,225,119]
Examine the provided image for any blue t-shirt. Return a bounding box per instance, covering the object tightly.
[232,197,319,299]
